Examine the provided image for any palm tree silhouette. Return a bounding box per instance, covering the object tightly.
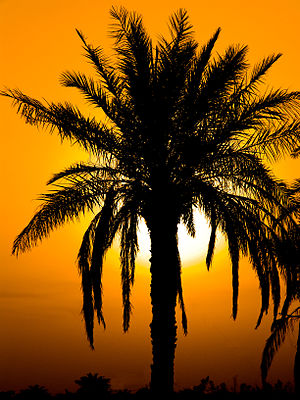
[16,385,51,400]
[75,373,111,399]
[2,7,300,393]
[261,178,300,393]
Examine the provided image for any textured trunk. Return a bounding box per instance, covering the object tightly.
[148,212,179,394]
[295,319,300,394]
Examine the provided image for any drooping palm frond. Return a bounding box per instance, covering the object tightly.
[205,210,218,271]
[269,259,282,319]
[241,119,300,162]
[78,211,102,348]
[47,162,102,185]
[12,174,106,256]
[261,317,291,383]
[80,262,95,348]
[77,188,118,347]
[192,170,297,321]
[0,88,121,158]
[218,201,241,320]
[181,203,196,238]
[90,191,119,323]
[117,199,140,331]
[175,246,187,335]
[261,311,300,383]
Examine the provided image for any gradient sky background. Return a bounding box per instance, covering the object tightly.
[1,0,300,394]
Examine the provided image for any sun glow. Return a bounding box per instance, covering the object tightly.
[136,210,224,267]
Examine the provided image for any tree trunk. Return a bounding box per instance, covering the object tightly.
[148,213,179,394]
[294,319,300,394]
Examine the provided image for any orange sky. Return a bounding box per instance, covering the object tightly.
[0,0,300,394]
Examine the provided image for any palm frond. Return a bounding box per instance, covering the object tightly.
[291,147,300,158]
[154,9,198,120]
[179,44,248,132]
[12,175,105,256]
[168,8,194,45]
[77,189,119,347]
[78,212,102,348]
[261,317,295,383]
[250,252,270,328]
[60,71,118,122]
[236,53,282,100]
[178,28,221,130]
[270,260,281,320]
[251,53,282,83]
[206,210,218,271]
[81,261,95,349]
[157,8,196,71]
[0,88,121,157]
[241,119,300,162]
[195,178,291,323]
[118,202,139,331]
[76,28,124,100]
[226,226,240,320]
[290,178,300,194]
[181,204,195,238]
[176,247,187,335]
[90,190,117,326]
[109,6,153,97]
[47,163,101,185]
[201,44,249,99]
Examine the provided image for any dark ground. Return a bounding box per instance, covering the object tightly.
[0,376,298,400]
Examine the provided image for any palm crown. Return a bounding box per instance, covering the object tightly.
[3,7,300,358]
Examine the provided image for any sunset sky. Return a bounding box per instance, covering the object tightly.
[0,0,300,394]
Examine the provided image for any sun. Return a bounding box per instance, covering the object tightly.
[136,210,223,267]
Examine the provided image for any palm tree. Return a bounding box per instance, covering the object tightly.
[16,385,51,400]
[261,178,300,393]
[75,373,111,399]
[2,7,300,393]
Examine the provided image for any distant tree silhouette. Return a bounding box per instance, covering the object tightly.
[261,178,300,393]
[192,376,228,395]
[2,7,300,393]
[0,391,16,400]
[75,373,111,399]
[16,385,51,400]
